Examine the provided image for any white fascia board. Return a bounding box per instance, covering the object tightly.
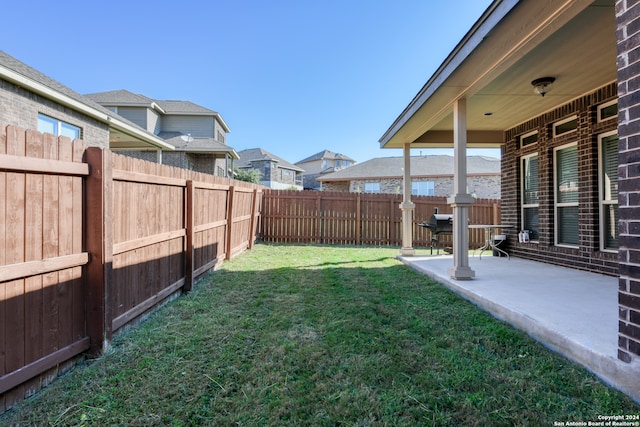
[0,66,174,151]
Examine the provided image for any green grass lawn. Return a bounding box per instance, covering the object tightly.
[2,244,638,426]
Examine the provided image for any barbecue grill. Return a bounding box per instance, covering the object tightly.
[418,209,453,254]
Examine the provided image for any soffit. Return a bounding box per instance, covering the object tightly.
[381,0,616,149]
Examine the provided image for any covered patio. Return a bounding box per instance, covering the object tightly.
[399,253,640,402]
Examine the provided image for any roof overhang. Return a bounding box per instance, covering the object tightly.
[0,66,174,151]
[379,0,616,149]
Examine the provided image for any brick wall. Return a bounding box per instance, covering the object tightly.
[501,83,619,276]
[0,79,110,147]
[616,0,640,363]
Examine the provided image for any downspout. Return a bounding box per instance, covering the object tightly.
[400,143,415,256]
[447,98,475,279]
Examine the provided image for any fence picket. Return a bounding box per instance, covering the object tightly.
[261,190,500,249]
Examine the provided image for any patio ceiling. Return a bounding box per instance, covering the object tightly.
[379,0,616,149]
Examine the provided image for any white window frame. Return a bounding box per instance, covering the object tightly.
[598,130,619,252]
[364,182,380,194]
[37,113,82,139]
[411,180,435,196]
[520,130,538,147]
[521,153,539,242]
[553,115,578,138]
[597,100,618,123]
[554,142,579,248]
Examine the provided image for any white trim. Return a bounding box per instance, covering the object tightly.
[597,100,618,123]
[553,115,578,138]
[598,130,619,253]
[553,142,579,248]
[520,152,539,243]
[520,130,538,147]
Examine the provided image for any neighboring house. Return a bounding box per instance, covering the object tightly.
[0,51,172,151]
[86,90,238,177]
[295,149,355,190]
[236,148,304,190]
[318,155,500,198]
[378,0,640,367]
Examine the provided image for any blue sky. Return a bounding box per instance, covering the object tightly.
[1,1,497,163]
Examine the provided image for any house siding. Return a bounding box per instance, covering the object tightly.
[501,83,618,277]
[115,106,148,130]
[616,0,640,363]
[0,79,109,147]
[162,115,213,138]
[148,109,162,134]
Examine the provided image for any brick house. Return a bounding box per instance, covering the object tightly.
[86,90,238,177]
[318,155,500,198]
[294,149,355,190]
[236,148,304,189]
[379,0,640,365]
[0,52,172,151]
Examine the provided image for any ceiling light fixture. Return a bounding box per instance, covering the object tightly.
[531,77,555,97]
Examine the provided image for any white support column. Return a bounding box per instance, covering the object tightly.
[156,149,163,164]
[447,98,476,280]
[400,142,415,256]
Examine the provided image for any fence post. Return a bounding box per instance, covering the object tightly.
[184,180,194,292]
[225,185,235,260]
[248,188,258,249]
[356,193,361,245]
[493,202,500,225]
[316,192,322,244]
[85,147,113,355]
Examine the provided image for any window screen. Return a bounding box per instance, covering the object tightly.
[556,145,579,246]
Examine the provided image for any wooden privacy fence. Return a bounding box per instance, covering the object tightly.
[0,125,262,411]
[261,190,501,249]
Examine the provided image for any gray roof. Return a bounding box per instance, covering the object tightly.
[318,155,500,181]
[155,100,218,115]
[85,89,154,107]
[0,51,173,150]
[157,132,238,158]
[0,53,131,127]
[296,149,356,164]
[86,89,230,131]
[237,148,304,172]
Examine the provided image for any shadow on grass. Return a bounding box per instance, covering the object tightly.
[1,244,638,426]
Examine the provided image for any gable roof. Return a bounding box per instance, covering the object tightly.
[0,51,173,150]
[86,90,231,132]
[295,149,356,164]
[317,155,500,181]
[236,148,305,172]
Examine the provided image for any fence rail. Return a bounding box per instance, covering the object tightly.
[261,190,501,249]
[0,125,262,411]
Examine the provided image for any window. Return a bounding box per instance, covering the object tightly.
[412,181,435,196]
[598,100,618,122]
[520,130,538,147]
[37,114,81,139]
[553,115,578,137]
[364,182,380,193]
[599,131,619,251]
[521,154,539,241]
[555,143,579,246]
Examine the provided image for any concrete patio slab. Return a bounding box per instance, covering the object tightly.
[398,253,640,403]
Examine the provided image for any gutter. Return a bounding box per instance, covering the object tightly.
[0,65,174,151]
